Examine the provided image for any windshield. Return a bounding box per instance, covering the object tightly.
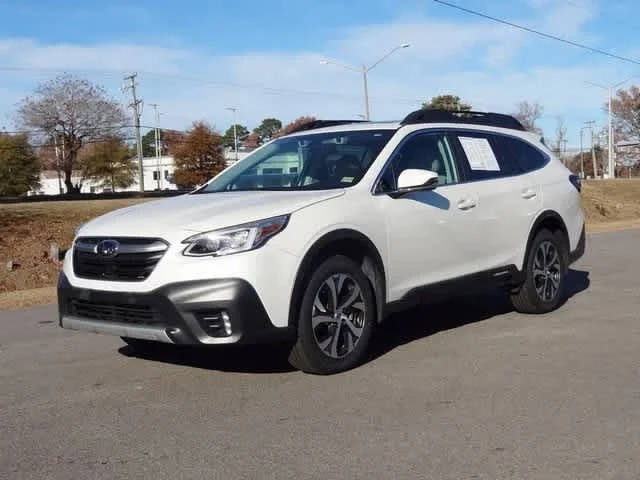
[199,129,395,193]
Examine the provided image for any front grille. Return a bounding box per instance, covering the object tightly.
[69,298,162,326]
[73,237,168,281]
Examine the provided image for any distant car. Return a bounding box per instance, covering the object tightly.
[59,109,585,374]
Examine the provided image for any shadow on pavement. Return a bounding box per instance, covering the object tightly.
[119,268,590,374]
[119,342,297,374]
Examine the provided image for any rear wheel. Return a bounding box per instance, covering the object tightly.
[511,229,567,314]
[288,255,376,374]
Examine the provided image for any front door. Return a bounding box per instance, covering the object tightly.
[374,131,483,302]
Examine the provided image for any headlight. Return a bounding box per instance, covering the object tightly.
[181,214,289,257]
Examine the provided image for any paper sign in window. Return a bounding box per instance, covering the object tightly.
[459,137,500,171]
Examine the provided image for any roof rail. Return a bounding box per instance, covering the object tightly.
[401,109,525,131]
[288,120,368,134]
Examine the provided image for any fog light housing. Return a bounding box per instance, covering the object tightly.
[221,311,232,336]
[196,310,233,337]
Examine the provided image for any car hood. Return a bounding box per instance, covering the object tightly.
[80,190,345,239]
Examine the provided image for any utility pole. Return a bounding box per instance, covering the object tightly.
[123,73,144,192]
[584,120,597,179]
[585,77,637,178]
[608,86,614,178]
[150,103,162,190]
[225,107,239,162]
[579,126,589,179]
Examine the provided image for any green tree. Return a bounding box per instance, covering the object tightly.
[0,133,41,196]
[169,121,225,188]
[222,124,249,148]
[140,129,167,157]
[82,136,137,191]
[422,94,472,112]
[16,74,126,193]
[253,118,282,142]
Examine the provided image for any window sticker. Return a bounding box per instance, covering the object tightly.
[459,137,500,171]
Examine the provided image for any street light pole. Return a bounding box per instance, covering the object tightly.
[150,103,162,190]
[321,43,410,120]
[361,65,370,121]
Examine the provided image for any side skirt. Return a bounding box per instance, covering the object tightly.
[384,265,525,316]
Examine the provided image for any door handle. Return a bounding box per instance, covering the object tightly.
[521,188,537,199]
[457,198,477,210]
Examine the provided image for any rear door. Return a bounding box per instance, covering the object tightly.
[451,130,530,270]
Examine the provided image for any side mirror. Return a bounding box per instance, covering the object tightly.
[389,169,439,198]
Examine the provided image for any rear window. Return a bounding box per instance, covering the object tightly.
[494,136,549,173]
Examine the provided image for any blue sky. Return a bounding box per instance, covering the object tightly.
[1,0,639,146]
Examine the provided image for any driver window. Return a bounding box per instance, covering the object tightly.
[379,132,459,191]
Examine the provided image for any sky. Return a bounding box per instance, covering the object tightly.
[1,0,639,147]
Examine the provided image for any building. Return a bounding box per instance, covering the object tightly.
[29,150,253,195]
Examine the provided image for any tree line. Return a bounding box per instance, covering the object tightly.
[3,75,640,196]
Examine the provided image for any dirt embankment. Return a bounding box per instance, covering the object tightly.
[0,198,149,295]
[582,179,640,232]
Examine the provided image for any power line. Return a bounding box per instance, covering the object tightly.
[0,66,423,105]
[1,124,185,135]
[0,134,198,152]
[433,0,640,66]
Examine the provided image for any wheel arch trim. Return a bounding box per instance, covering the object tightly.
[288,228,387,327]
[522,210,569,270]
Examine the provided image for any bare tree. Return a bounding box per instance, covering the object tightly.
[276,116,317,137]
[512,101,544,134]
[16,74,127,193]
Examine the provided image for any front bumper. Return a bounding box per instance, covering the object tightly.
[58,272,294,345]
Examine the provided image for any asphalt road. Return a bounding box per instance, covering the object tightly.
[1,229,640,479]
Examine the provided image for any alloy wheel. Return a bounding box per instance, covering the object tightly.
[533,240,562,302]
[311,273,366,359]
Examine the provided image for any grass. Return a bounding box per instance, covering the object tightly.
[1,179,639,308]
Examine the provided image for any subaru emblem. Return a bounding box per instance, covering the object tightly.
[96,239,120,257]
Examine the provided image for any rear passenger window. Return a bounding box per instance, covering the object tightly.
[454,132,519,181]
[495,136,548,173]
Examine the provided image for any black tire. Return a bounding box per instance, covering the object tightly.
[121,337,167,354]
[511,229,568,314]
[288,255,376,374]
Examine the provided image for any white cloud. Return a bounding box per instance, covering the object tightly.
[0,1,619,144]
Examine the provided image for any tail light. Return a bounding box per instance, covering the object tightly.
[569,174,581,193]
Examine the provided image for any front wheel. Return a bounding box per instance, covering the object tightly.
[288,255,376,374]
[511,229,568,314]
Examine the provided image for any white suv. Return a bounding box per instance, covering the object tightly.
[59,110,585,374]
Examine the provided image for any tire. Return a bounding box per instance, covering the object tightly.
[288,255,376,374]
[511,229,568,314]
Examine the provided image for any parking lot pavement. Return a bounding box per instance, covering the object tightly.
[1,229,640,479]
